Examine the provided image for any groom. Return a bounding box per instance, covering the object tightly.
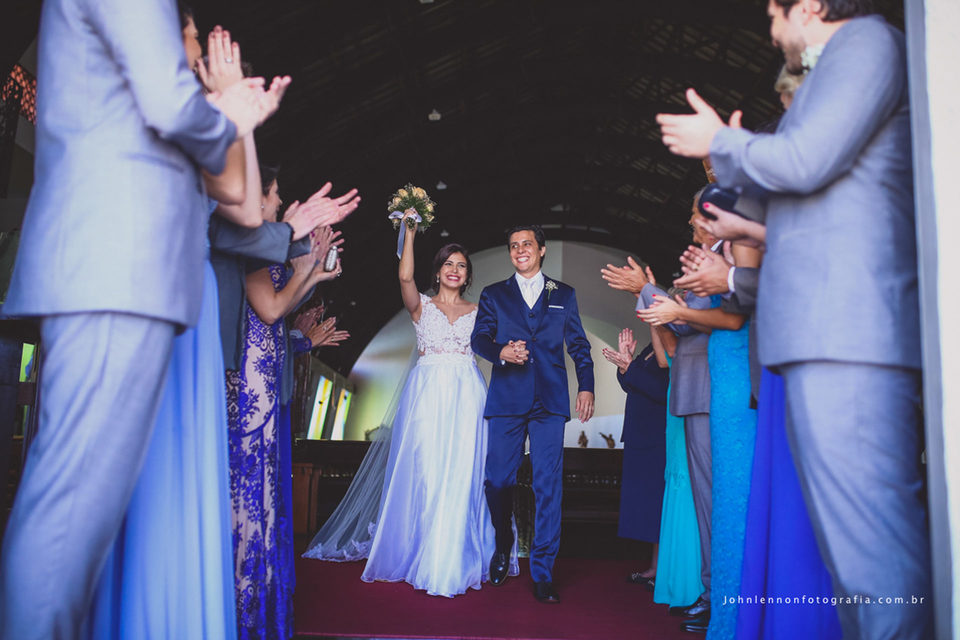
[471,225,594,603]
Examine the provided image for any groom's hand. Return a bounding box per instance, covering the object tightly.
[576,391,595,423]
[499,340,529,365]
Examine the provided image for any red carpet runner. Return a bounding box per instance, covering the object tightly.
[295,556,693,640]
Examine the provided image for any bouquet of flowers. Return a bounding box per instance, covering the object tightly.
[387,184,436,232]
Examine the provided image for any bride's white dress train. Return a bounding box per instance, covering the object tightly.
[303,293,518,597]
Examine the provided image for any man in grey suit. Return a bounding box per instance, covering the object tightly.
[677,253,762,402]
[0,1,283,637]
[658,0,931,636]
[602,259,712,631]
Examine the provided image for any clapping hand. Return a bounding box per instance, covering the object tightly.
[305,229,343,283]
[208,75,291,139]
[674,244,732,296]
[637,293,686,327]
[309,225,344,266]
[306,317,350,348]
[197,26,243,93]
[299,183,361,229]
[600,256,649,295]
[656,88,742,159]
[293,305,324,335]
[601,327,637,374]
[694,202,766,248]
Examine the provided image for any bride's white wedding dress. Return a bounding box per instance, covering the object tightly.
[303,293,518,597]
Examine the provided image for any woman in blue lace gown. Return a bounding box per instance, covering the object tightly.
[735,369,841,639]
[638,232,760,640]
[227,169,337,639]
[303,211,518,596]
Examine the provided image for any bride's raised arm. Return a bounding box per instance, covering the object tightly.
[398,209,422,321]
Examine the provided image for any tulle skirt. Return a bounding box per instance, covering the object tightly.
[361,353,515,597]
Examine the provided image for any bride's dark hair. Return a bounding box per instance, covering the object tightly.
[432,243,473,295]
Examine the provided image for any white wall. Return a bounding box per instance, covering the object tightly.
[343,240,655,443]
[922,0,960,633]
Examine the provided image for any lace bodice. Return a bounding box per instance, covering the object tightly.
[413,293,477,357]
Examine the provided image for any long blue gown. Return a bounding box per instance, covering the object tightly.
[706,311,757,640]
[652,355,704,608]
[616,344,668,543]
[84,234,237,638]
[735,369,841,639]
[227,263,293,640]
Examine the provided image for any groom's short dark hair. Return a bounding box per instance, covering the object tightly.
[506,224,545,249]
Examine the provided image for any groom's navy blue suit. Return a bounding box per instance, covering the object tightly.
[471,274,593,583]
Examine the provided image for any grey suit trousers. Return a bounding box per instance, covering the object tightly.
[684,412,711,602]
[781,361,931,640]
[0,313,175,640]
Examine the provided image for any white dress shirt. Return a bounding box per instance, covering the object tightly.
[516,270,545,309]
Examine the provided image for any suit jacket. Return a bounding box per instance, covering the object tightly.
[208,218,309,371]
[710,15,919,370]
[638,283,711,417]
[472,274,594,419]
[2,0,236,327]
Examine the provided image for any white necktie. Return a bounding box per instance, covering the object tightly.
[522,279,536,309]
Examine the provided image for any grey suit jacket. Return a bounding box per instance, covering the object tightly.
[2,0,236,327]
[711,15,919,370]
[638,284,711,417]
[208,218,309,371]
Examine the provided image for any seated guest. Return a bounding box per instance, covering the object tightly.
[602,327,669,590]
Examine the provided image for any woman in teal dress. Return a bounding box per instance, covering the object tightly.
[638,235,761,640]
[650,327,704,608]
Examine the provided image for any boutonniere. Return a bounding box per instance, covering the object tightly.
[545,280,558,301]
[800,43,825,72]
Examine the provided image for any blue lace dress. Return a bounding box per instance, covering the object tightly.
[227,264,293,640]
[705,302,757,640]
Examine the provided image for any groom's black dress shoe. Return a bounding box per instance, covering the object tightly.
[533,581,560,604]
[676,596,710,619]
[489,551,510,586]
[680,612,710,634]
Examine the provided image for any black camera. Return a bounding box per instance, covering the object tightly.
[696,184,740,220]
[695,184,765,222]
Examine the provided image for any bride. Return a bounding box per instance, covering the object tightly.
[303,210,518,597]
